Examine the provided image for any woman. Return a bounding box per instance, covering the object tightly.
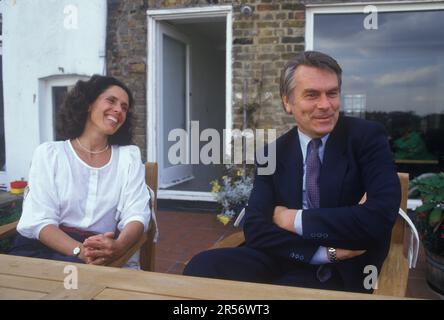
[9,75,151,268]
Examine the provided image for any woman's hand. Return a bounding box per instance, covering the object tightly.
[82,232,124,265]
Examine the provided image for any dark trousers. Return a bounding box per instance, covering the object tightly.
[8,232,87,264]
[183,246,344,291]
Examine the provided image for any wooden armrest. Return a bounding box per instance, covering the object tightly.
[107,232,148,268]
[0,221,19,239]
[210,231,245,249]
[373,243,409,297]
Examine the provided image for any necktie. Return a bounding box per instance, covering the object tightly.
[306,139,332,283]
[306,139,322,209]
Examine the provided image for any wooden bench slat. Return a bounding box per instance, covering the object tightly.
[94,288,186,300]
[0,286,47,300]
[41,283,106,300]
[0,274,60,293]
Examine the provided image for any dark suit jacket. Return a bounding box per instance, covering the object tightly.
[244,116,401,293]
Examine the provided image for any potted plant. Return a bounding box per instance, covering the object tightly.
[411,172,444,294]
[211,164,254,225]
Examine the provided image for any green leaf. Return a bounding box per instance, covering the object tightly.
[416,202,435,212]
[428,208,442,227]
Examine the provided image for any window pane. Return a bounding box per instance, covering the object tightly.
[52,86,68,141]
[314,10,444,177]
[0,55,5,171]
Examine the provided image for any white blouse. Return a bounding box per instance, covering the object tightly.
[17,140,151,241]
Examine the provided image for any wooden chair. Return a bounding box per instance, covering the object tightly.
[0,162,158,272]
[211,173,412,297]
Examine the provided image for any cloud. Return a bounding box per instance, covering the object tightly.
[374,65,440,86]
[315,11,444,56]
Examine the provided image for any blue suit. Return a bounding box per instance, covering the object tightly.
[184,116,400,293]
[244,116,401,292]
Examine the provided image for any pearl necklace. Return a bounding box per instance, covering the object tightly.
[76,138,109,154]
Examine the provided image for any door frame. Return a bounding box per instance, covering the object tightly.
[157,22,193,189]
[147,6,232,201]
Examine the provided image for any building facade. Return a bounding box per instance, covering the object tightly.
[2,0,444,206]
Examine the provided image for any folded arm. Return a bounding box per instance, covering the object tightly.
[244,170,320,264]
[300,125,400,249]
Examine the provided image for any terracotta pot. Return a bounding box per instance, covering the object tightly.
[425,249,444,295]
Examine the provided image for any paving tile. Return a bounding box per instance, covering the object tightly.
[406,278,442,300]
[155,258,178,274]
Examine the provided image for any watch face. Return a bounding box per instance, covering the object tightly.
[73,246,81,256]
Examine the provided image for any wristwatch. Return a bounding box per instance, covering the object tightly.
[327,247,338,263]
[72,246,81,257]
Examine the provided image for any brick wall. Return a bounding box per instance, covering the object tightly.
[231,0,306,136]
[107,0,309,155]
[107,0,149,158]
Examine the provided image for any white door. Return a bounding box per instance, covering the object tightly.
[158,23,193,188]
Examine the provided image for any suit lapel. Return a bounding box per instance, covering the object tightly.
[278,127,303,208]
[320,117,348,208]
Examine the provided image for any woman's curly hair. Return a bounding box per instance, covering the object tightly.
[56,75,135,145]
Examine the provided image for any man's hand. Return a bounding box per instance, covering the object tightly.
[273,206,298,233]
[335,248,366,261]
[82,232,124,265]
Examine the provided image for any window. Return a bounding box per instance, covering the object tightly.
[307,4,444,178]
[0,13,5,171]
[52,86,69,141]
[39,76,88,143]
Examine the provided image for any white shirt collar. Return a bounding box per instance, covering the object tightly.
[297,128,330,162]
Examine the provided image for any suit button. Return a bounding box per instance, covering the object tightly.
[300,255,304,261]
[310,233,315,238]
[290,252,295,258]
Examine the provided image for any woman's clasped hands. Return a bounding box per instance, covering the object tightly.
[79,232,124,265]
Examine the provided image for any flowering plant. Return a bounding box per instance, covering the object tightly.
[211,164,254,225]
[411,172,444,256]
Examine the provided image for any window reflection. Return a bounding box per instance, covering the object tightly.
[0,14,5,171]
[314,10,444,177]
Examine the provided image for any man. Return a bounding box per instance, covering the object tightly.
[183,51,401,293]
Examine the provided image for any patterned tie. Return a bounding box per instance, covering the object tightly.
[306,139,322,209]
[306,139,333,283]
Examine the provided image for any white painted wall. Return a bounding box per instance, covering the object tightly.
[1,0,107,185]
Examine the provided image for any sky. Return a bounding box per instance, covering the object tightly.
[314,10,444,116]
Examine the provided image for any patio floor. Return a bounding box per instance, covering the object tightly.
[154,210,442,300]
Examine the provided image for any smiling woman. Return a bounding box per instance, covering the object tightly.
[8,75,153,270]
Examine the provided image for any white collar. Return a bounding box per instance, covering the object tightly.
[297,129,330,162]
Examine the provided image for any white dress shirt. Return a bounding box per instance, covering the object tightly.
[294,130,330,264]
[17,141,151,242]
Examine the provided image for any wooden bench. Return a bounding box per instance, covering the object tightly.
[212,173,410,297]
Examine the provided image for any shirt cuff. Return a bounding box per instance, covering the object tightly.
[310,246,330,265]
[293,209,303,235]
[118,215,149,233]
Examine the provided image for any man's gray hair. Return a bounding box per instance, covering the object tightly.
[279,51,342,112]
